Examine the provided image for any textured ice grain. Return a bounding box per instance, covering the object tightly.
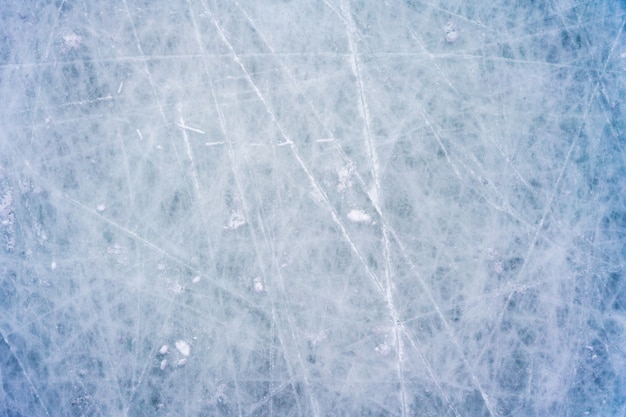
[0,1,625,416]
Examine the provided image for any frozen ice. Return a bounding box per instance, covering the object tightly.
[0,0,625,416]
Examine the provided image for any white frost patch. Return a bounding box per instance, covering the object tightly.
[160,359,168,370]
[159,344,169,355]
[192,275,201,284]
[175,340,190,356]
[50,261,57,270]
[347,209,371,223]
[96,204,106,212]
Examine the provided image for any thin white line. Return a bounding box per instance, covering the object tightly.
[176,123,205,134]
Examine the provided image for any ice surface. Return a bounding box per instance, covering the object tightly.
[0,1,625,416]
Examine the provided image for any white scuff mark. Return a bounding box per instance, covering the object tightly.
[337,164,355,192]
[306,330,328,348]
[117,81,124,94]
[192,275,201,284]
[106,244,123,255]
[175,340,190,356]
[316,138,334,143]
[224,211,246,229]
[176,123,205,135]
[253,276,264,293]
[310,186,324,203]
[445,20,458,43]
[347,209,371,223]
[375,341,391,355]
[136,129,143,140]
[63,31,83,50]
[205,141,224,146]
[96,204,106,212]
[170,281,185,294]
[367,187,379,207]
[50,261,57,270]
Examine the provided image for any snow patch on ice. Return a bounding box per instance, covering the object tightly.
[175,340,190,357]
[347,209,371,223]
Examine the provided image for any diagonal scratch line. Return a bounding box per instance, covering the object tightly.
[0,330,52,417]
[386,223,497,417]
[404,329,462,417]
[216,2,464,413]
[330,133,495,414]
[479,8,626,372]
[200,7,408,416]
[192,4,312,415]
[341,0,381,206]
[200,0,385,295]
[200,2,293,145]
[53,189,254,308]
[120,2,196,401]
[408,28,533,191]
[340,1,407,414]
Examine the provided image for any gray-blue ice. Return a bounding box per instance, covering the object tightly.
[1,1,625,416]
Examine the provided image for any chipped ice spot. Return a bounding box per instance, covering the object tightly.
[337,164,355,192]
[253,276,264,293]
[192,275,201,284]
[310,186,324,203]
[63,31,83,50]
[0,189,13,218]
[224,211,246,229]
[170,281,185,294]
[210,383,228,405]
[160,359,168,370]
[176,358,187,366]
[159,344,169,355]
[306,330,327,348]
[50,261,57,270]
[96,204,106,212]
[347,209,371,223]
[175,340,190,356]
[375,342,391,355]
[444,20,458,43]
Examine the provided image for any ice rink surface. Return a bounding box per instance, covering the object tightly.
[0,1,625,416]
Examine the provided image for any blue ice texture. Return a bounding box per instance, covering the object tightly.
[0,0,625,416]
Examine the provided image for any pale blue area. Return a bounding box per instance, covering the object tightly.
[0,1,625,416]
